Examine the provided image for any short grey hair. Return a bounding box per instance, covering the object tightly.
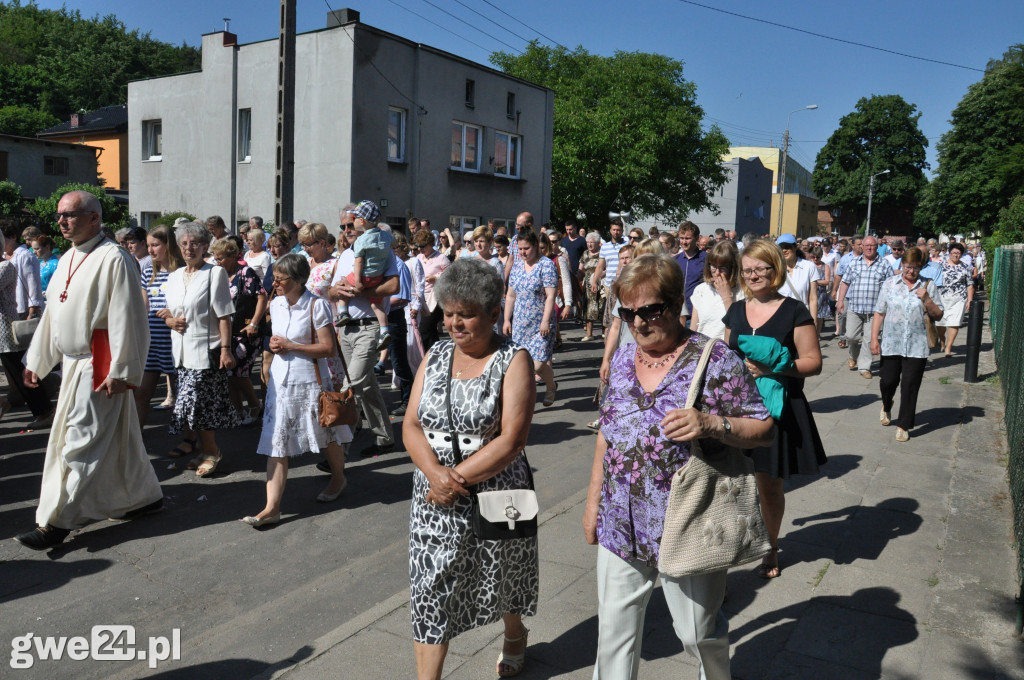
[175,221,211,246]
[115,227,134,240]
[273,253,310,286]
[585,231,602,243]
[434,257,503,314]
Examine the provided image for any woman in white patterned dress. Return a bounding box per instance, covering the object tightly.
[405,258,538,679]
[241,254,352,527]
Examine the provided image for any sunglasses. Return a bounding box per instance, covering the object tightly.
[619,301,670,325]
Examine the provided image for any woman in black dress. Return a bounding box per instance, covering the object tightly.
[723,239,825,579]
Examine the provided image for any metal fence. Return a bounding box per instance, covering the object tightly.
[989,243,1024,632]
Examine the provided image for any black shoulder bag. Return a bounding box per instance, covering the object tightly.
[445,347,539,540]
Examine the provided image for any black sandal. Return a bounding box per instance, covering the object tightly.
[168,438,198,459]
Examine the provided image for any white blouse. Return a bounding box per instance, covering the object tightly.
[244,250,271,281]
[164,264,236,369]
[690,282,745,340]
[268,291,335,386]
[780,259,818,310]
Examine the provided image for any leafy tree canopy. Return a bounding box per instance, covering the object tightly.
[812,94,928,230]
[30,182,128,251]
[491,42,729,230]
[925,45,1024,236]
[0,0,200,134]
[0,105,59,137]
[0,179,24,214]
[152,211,197,228]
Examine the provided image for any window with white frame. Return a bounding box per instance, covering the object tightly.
[140,211,160,228]
[237,108,252,162]
[451,122,481,172]
[494,132,521,178]
[388,107,406,162]
[450,215,479,240]
[142,119,162,161]
[490,217,515,232]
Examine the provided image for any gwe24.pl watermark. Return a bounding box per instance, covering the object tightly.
[10,626,180,669]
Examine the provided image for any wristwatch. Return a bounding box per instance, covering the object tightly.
[720,416,732,439]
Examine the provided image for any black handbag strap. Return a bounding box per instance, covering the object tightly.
[445,344,535,491]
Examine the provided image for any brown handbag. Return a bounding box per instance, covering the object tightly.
[310,304,358,428]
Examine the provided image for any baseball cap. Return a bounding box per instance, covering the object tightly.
[347,200,380,222]
[776,233,797,246]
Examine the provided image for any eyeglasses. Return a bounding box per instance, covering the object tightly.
[618,301,670,325]
[300,242,317,250]
[55,210,96,221]
[272,276,291,284]
[741,265,774,279]
[709,264,730,272]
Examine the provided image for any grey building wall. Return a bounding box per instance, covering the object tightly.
[686,156,772,238]
[127,17,552,234]
[0,135,98,200]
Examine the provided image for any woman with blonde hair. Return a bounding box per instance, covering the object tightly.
[136,224,186,425]
[722,239,825,579]
[688,240,744,340]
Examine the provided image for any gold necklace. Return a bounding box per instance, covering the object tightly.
[453,340,496,378]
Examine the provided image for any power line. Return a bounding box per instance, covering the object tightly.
[416,0,522,54]
[477,0,568,49]
[674,0,984,72]
[449,0,533,45]
[380,0,493,55]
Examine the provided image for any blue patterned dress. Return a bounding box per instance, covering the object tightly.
[141,265,176,374]
[509,257,557,361]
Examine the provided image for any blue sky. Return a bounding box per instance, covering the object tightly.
[37,0,1024,175]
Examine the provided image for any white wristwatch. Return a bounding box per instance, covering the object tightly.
[720,416,732,439]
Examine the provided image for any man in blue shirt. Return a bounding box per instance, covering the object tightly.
[673,221,705,320]
[832,236,862,348]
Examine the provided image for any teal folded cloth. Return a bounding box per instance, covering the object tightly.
[737,334,794,419]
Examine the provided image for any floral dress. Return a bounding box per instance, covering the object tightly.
[937,261,972,327]
[597,333,769,565]
[580,250,604,322]
[875,276,943,359]
[509,257,558,362]
[228,264,266,376]
[409,339,538,643]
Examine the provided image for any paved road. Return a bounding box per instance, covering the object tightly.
[1,316,1021,679]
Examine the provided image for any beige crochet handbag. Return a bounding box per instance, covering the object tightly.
[657,339,773,578]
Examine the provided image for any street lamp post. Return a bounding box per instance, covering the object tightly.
[775,105,818,236]
[865,169,890,236]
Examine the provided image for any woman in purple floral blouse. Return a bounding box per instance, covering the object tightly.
[583,254,773,680]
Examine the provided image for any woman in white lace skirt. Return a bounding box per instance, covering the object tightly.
[240,254,352,527]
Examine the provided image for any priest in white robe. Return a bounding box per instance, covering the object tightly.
[14,191,163,551]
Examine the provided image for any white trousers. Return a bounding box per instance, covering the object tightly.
[593,546,730,680]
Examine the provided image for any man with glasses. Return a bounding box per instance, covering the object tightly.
[14,191,163,550]
[673,221,705,322]
[883,239,906,273]
[835,235,889,379]
[329,203,401,457]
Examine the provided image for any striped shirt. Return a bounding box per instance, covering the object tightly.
[600,238,627,286]
[141,265,176,374]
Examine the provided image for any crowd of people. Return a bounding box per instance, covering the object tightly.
[0,194,988,679]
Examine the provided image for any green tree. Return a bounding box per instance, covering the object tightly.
[0,105,59,137]
[152,211,197,228]
[30,183,129,251]
[926,45,1024,236]
[491,42,729,229]
[812,94,929,233]
[0,0,200,133]
[0,179,24,214]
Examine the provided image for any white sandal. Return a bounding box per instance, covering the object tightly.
[496,626,528,677]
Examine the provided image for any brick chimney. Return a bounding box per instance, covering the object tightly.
[71,113,81,128]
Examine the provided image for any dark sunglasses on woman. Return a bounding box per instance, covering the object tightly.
[618,301,670,325]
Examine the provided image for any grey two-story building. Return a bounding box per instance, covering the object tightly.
[127,9,553,235]
[685,155,773,238]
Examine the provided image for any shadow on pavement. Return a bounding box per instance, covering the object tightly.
[911,405,984,437]
[0,557,113,604]
[809,393,880,413]
[731,587,917,677]
[788,498,922,565]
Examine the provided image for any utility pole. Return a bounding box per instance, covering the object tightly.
[275,0,296,225]
[866,169,890,236]
[774,105,818,236]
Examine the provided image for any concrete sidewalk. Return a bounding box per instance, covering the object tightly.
[251,323,1024,680]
